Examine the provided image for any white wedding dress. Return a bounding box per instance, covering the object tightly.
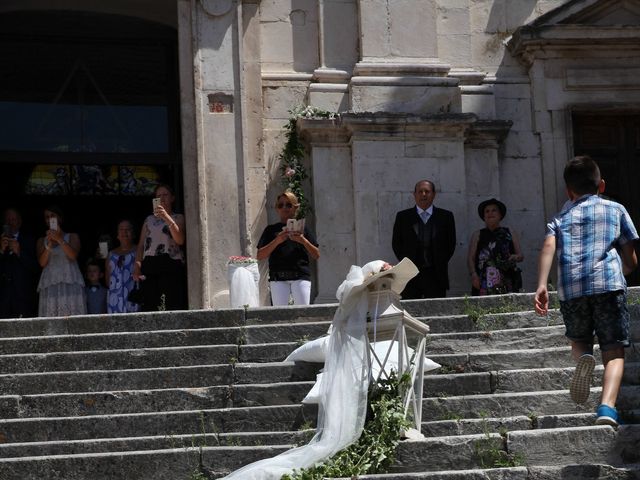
[218,261,386,479]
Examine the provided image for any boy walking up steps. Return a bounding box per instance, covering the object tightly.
[535,155,638,427]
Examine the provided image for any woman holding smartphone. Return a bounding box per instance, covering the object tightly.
[36,205,86,317]
[133,184,186,311]
[257,191,320,306]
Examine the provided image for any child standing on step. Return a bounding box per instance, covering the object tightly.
[534,155,638,427]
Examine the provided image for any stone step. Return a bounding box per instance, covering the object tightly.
[0,430,313,458]
[0,342,302,374]
[422,309,564,334]
[426,321,640,354]
[0,305,339,339]
[0,322,330,354]
[0,361,319,395]
[420,412,596,437]
[1,381,315,418]
[4,425,634,480]
[389,425,635,473]
[330,463,640,479]
[0,345,238,374]
[0,404,312,444]
[423,384,640,423]
[0,445,289,480]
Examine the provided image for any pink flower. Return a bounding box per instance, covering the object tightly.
[284,167,296,178]
[486,267,501,288]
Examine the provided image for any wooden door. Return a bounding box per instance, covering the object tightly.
[573,113,640,285]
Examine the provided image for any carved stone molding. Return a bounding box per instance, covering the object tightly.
[200,0,233,17]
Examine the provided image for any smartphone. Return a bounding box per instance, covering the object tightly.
[152,197,161,210]
[49,217,58,231]
[286,219,295,232]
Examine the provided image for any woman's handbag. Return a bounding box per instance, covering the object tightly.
[127,281,144,305]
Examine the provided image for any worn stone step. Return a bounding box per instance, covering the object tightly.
[0,305,338,339]
[422,309,564,334]
[0,361,319,395]
[0,310,242,338]
[330,463,640,479]
[1,381,315,418]
[401,292,539,318]
[431,343,640,375]
[0,429,312,458]
[0,344,239,374]
[0,322,330,355]
[0,342,302,375]
[0,404,312,444]
[427,321,640,355]
[424,383,639,423]
[421,412,597,437]
[0,445,290,480]
[423,389,599,421]
[389,425,635,473]
[507,425,635,466]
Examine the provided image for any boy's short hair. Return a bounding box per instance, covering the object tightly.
[564,155,601,195]
[85,258,103,273]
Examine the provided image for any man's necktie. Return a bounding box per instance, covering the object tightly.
[420,211,429,224]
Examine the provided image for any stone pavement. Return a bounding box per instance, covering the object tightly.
[1,291,640,479]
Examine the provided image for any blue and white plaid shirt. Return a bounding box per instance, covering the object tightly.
[546,194,639,301]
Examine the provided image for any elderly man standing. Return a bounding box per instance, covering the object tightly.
[0,208,39,318]
[392,180,456,298]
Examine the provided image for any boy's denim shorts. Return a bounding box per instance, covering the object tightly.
[559,290,630,351]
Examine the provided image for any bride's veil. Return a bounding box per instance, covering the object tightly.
[218,262,377,480]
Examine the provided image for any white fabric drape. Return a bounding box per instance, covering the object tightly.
[228,263,260,308]
[219,263,377,479]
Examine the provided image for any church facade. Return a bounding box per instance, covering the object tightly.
[2,0,640,307]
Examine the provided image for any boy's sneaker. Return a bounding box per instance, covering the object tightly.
[569,353,595,404]
[595,404,621,427]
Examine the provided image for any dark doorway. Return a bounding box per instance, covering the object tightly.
[572,112,640,286]
[0,10,182,270]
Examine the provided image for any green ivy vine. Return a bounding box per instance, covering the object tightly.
[279,105,337,219]
[281,372,412,480]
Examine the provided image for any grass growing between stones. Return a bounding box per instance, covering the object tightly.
[473,417,525,469]
[463,296,523,332]
[280,372,412,480]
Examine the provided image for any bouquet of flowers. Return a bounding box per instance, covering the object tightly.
[228,256,258,265]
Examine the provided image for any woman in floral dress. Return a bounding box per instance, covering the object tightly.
[467,198,524,295]
[106,220,139,313]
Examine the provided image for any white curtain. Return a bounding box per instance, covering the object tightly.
[219,263,376,479]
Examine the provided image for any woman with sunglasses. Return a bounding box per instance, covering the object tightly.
[105,219,139,313]
[257,191,320,305]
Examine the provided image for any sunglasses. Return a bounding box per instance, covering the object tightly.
[276,203,294,209]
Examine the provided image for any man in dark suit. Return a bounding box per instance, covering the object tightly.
[0,208,39,318]
[392,180,456,298]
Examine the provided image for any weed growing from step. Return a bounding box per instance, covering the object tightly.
[296,334,311,346]
[281,372,412,480]
[462,296,521,332]
[473,417,525,468]
[158,293,166,311]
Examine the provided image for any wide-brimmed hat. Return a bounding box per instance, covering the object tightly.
[357,257,419,295]
[477,198,507,220]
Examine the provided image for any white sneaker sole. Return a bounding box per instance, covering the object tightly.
[570,354,595,404]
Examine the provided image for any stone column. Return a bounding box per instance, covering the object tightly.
[298,119,354,303]
[351,0,459,115]
[184,0,246,308]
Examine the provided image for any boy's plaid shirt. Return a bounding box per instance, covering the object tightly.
[546,194,639,301]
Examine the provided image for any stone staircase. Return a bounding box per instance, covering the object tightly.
[1,290,640,479]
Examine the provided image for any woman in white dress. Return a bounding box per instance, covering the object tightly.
[36,206,86,317]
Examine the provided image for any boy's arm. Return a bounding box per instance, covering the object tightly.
[620,240,638,276]
[535,235,556,316]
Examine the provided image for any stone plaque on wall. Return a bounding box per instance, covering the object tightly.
[208,93,233,113]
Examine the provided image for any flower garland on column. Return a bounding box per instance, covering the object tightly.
[279,105,337,219]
